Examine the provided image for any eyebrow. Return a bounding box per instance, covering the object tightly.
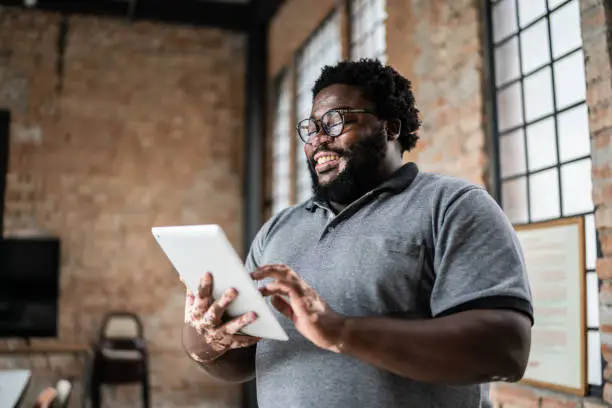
[310,106,357,119]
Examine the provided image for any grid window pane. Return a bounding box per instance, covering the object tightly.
[554,50,587,110]
[520,19,550,74]
[351,0,387,62]
[517,0,547,27]
[495,37,520,86]
[502,177,529,223]
[500,129,526,177]
[490,0,600,390]
[550,0,583,58]
[493,0,517,43]
[588,331,603,386]
[587,272,600,328]
[586,214,596,270]
[272,73,292,214]
[529,168,560,221]
[524,67,554,122]
[561,158,594,216]
[497,82,523,132]
[526,118,557,171]
[558,103,591,162]
[295,12,342,203]
[549,0,571,12]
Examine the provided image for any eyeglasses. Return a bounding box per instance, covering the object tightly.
[296,108,376,144]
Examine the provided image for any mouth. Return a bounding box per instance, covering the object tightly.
[313,152,342,174]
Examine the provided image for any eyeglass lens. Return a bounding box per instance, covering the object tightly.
[299,110,344,142]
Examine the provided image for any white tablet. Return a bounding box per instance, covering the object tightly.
[152,224,289,341]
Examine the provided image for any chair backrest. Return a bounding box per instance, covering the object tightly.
[98,312,144,340]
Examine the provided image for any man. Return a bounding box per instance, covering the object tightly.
[182,59,533,407]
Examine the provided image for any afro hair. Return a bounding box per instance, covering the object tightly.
[312,58,421,152]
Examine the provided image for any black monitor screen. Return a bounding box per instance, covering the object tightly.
[0,237,61,338]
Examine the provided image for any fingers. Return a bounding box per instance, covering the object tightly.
[198,272,213,299]
[260,281,305,318]
[192,273,213,320]
[184,291,195,323]
[230,334,261,349]
[251,264,295,281]
[198,288,238,330]
[271,295,294,320]
[261,280,303,298]
[221,311,258,335]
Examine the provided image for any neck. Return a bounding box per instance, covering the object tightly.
[329,156,403,213]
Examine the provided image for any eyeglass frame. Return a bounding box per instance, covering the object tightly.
[295,108,377,144]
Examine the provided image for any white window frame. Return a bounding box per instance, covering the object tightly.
[350,0,387,63]
[294,11,342,203]
[271,71,292,215]
[488,0,602,393]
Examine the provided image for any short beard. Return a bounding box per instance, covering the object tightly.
[308,131,387,206]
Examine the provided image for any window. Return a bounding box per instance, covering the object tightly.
[294,12,342,203]
[350,0,387,63]
[488,0,601,393]
[271,72,292,215]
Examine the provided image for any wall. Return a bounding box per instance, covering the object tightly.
[388,0,488,187]
[268,0,337,79]
[0,7,245,407]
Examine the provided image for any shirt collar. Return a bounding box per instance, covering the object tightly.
[305,162,419,211]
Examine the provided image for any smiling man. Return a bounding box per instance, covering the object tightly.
[182,59,533,408]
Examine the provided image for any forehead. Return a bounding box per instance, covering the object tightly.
[311,84,370,118]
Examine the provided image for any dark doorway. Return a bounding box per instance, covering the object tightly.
[0,109,9,236]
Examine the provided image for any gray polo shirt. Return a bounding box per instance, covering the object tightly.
[245,163,533,408]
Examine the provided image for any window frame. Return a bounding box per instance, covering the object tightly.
[348,0,388,63]
[483,0,603,397]
[293,9,343,204]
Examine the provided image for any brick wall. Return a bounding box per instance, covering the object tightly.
[0,7,245,407]
[584,0,612,403]
[388,0,488,187]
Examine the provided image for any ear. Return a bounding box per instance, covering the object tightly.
[384,119,401,142]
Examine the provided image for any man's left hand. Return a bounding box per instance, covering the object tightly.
[251,264,346,352]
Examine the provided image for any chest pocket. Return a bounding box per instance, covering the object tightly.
[329,236,426,316]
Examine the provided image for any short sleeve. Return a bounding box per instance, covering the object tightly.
[430,187,534,324]
[244,224,268,273]
[244,209,289,284]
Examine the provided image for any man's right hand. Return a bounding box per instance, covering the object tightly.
[184,272,260,363]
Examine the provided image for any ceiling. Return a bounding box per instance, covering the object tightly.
[0,0,283,32]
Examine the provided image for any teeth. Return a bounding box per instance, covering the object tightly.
[316,155,339,165]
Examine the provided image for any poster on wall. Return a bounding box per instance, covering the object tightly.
[515,217,587,396]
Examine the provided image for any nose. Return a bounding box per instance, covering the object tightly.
[309,129,333,149]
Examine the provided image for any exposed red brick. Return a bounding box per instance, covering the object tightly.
[541,395,582,408]
[599,258,612,280]
[0,6,245,406]
[603,344,612,364]
[597,207,612,230]
[490,383,540,408]
[605,382,612,405]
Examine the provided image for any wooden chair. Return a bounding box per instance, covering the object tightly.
[88,312,150,408]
